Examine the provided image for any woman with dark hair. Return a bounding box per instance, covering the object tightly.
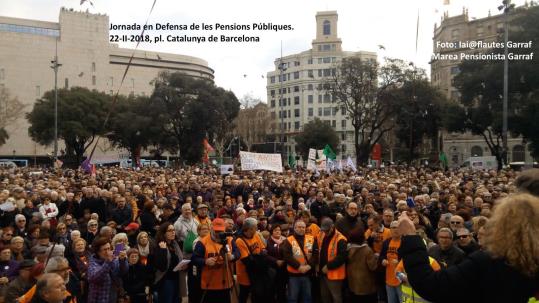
[149,222,186,303]
[140,201,158,237]
[266,224,287,303]
[87,237,128,303]
[346,226,378,303]
[122,248,152,303]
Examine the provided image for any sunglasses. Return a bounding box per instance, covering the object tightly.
[450,221,462,224]
[458,235,469,239]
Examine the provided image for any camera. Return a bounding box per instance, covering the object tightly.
[217,231,234,244]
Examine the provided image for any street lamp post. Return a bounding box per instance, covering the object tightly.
[50,40,61,166]
[278,58,287,161]
[499,0,515,165]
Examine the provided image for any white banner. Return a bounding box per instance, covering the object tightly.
[239,151,283,172]
[307,148,317,170]
[220,165,234,175]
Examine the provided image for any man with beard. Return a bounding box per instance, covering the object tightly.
[335,202,362,239]
[194,204,211,226]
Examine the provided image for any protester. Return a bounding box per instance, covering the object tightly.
[346,226,378,303]
[0,164,537,303]
[281,220,318,303]
[150,222,185,303]
[87,237,128,303]
[192,218,239,303]
[397,193,539,302]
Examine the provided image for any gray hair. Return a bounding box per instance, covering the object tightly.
[71,230,81,238]
[44,256,68,273]
[15,214,26,222]
[99,226,113,236]
[45,245,65,258]
[36,273,62,299]
[242,217,258,231]
[437,227,454,239]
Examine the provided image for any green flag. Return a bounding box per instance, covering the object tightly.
[288,153,296,168]
[439,151,448,168]
[323,144,336,160]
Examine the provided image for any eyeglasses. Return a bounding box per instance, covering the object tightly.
[450,221,462,225]
[458,235,469,239]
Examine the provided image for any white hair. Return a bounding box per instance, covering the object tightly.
[44,256,68,273]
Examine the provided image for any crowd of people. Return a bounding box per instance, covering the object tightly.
[0,164,537,303]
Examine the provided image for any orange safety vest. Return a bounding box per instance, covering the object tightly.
[235,233,266,286]
[317,230,347,280]
[200,234,234,290]
[306,223,320,239]
[195,216,212,227]
[286,235,314,274]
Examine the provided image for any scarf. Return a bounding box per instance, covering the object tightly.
[271,235,285,245]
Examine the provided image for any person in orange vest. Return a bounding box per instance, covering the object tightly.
[281,220,318,303]
[235,217,267,303]
[379,221,402,303]
[192,218,240,303]
[195,204,212,226]
[316,218,347,303]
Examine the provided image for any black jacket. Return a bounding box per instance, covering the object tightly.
[427,243,465,268]
[335,214,362,239]
[122,263,152,296]
[399,235,539,303]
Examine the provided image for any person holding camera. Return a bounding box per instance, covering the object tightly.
[87,237,128,303]
[192,218,239,303]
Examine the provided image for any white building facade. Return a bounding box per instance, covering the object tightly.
[266,11,376,160]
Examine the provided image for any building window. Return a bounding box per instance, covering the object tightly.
[341,106,346,114]
[294,61,300,66]
[271,100,275,107]
[308,70,314,78]
[270,76,275,83]
[92,76,96,86]
[513,145,525,162]
[451,29,459,39]
[471,145,483,157]
[308,84,313,90]
[294,96,300,105]
[270,90,275,96]
[341,119,346,128]
[323,69,331,77]
[324,107,331,116]
[323,44,331,51]
[293,71,300,79]
[288,122,291,129]
[294,109,300,117]
[476,25,484,36]
[308,108,313,116]
[331,120,336,128]
[288,110,291,118]
[318,108,322,116]
[36,86,40,97]
[323,57,331,63]
[323,94,331,103]
[450,66,460,75]
[323,20,331,35]
[318,69,323,77]
[308,95,313,103]
[92,62,96,72]
[342,144,346,152]
[294,86,300,92]
[287,87,291,94]
[307,58,313,64]
[341,132,346,140]
[294,121,300,130]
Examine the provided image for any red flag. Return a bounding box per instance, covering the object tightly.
[203,138,215,152]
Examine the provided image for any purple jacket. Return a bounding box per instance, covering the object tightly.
[0,260,19,281]
[87,256,127,303]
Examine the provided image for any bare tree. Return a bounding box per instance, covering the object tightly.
[0,88,25,145]
[325,57,412,165]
